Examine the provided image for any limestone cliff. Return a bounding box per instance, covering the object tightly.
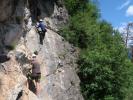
[0,0,84,100]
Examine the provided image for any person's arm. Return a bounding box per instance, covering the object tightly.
[36,24,39,28]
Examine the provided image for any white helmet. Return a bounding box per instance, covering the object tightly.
[39,19,43,22]
[32,54,36,58]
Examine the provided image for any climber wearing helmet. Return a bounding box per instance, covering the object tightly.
[36,19,47,45]
[30,52,41,96]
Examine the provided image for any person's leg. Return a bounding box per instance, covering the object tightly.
[35,74,41,96]
[35,82,41,96]
[42,33,45,41]
[26,73,31,89]
[38,32,43,44]
[40,36,43,45]
[41,30,46,43]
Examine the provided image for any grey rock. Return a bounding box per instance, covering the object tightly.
[0,0,84,100]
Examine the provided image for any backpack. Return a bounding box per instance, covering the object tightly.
[38,27,42,32]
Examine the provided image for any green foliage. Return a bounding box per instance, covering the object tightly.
[78,33,131,99]
[64,0,86,15]
[62,0,133,100]
[60,3,99,48]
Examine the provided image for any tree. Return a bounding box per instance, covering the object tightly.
[61,0,133,100]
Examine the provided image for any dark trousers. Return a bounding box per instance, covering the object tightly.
[38,31,46,45]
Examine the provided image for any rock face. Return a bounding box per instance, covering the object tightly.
[0,0,84,100]
[23,28,83,100]
[0,0,16,22]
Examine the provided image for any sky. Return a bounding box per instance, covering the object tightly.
[99,0,133,29]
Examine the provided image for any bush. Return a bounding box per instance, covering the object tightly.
[62,0,133,99]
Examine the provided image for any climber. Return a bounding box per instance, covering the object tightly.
[36,19,47,45]
[30,52,41,96]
